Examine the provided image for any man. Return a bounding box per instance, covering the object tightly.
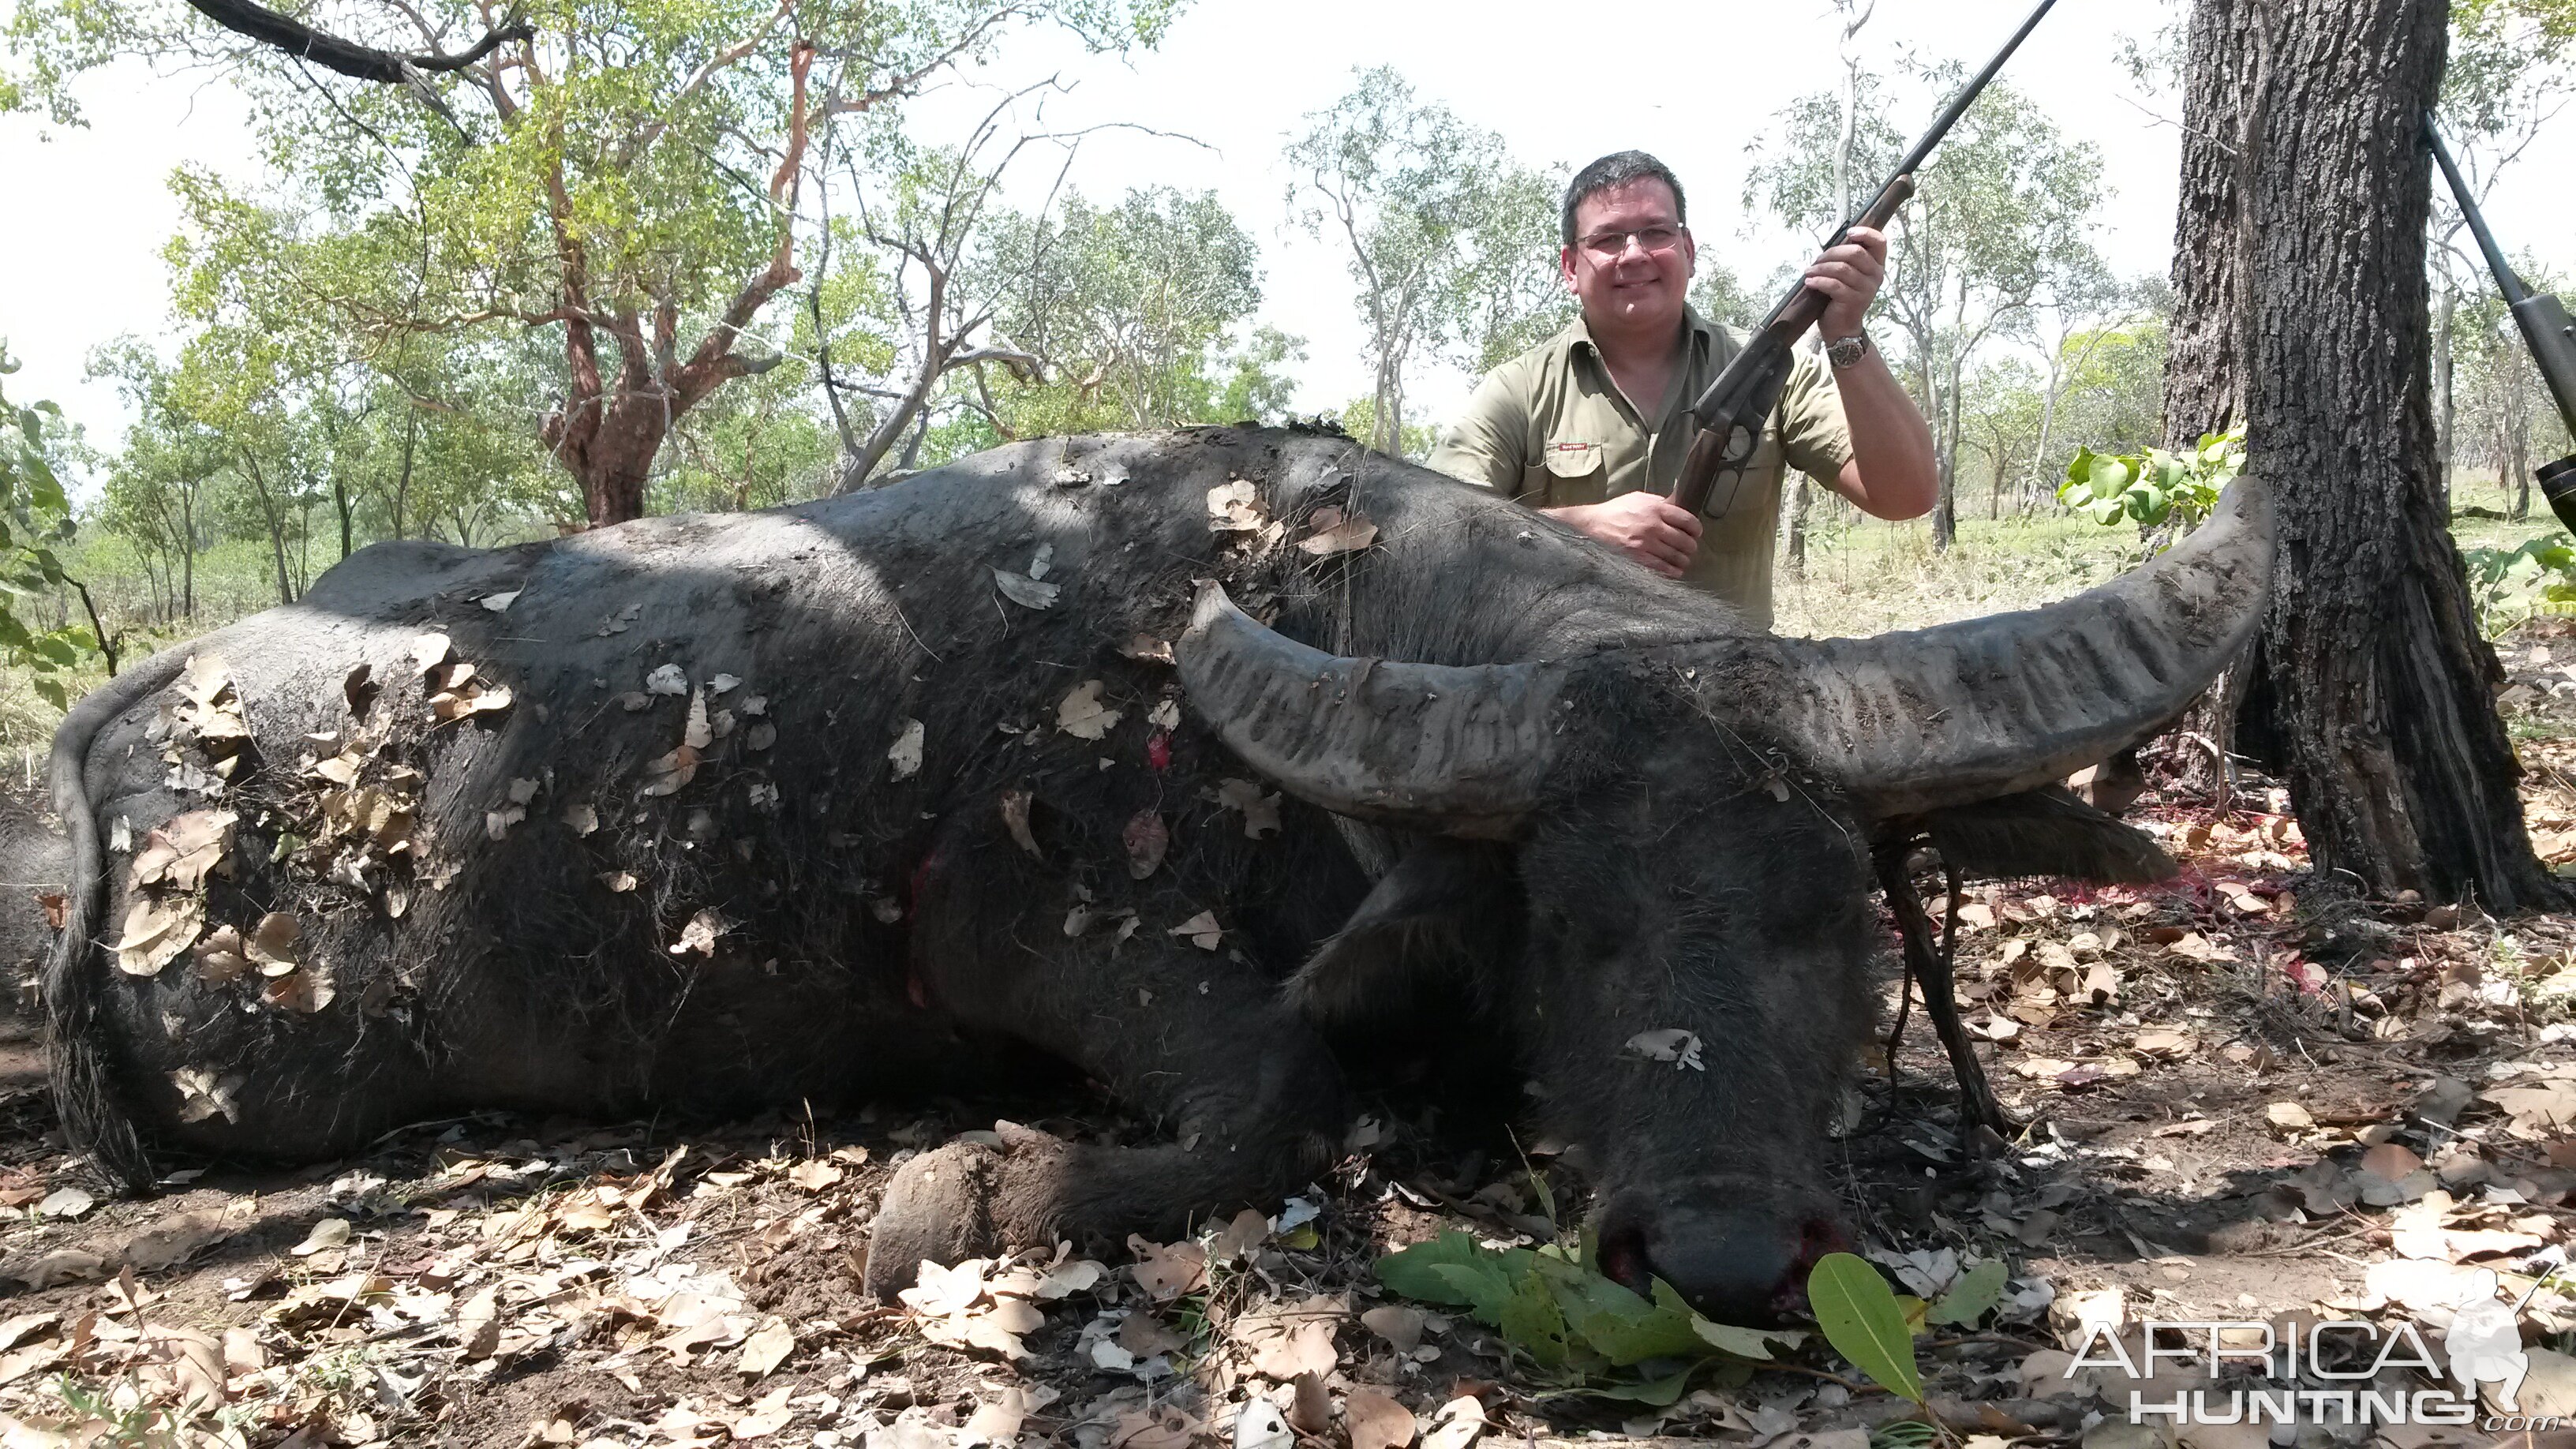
[1426,151,1938,628]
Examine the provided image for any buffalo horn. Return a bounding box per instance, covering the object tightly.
[1175,585,1567,837]
[1750,474,2275,816]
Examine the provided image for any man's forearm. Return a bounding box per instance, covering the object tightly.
[1829,345,1938,521]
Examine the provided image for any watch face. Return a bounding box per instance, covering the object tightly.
[1828,335,1867,368]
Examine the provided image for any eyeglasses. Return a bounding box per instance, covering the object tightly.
[1575,225,1685,260]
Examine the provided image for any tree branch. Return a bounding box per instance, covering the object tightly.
[183,0,530,83]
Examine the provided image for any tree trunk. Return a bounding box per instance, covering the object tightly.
[392,410,417,541]
[240,453,298,606]
[177,483,197,620]
[2166,0,2561,910]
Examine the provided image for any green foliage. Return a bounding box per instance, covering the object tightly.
[1373,1230,1799,1400]
[1286,68,1561,452]
[1804,1253,1923,1404]
[2060,425,2244,530]
[2462,533,2576,638]
[0,347,100,710]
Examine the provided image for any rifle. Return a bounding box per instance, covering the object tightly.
[2425,113,2576,534]
[1672,0,2059,519]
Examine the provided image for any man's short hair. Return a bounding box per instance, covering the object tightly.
[1562,152,1687,248]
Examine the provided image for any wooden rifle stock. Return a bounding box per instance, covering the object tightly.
[1670,174,1915,518]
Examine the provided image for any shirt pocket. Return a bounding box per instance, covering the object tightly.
[1520,439,1608,508]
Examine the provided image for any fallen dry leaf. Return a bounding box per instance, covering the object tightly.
[1121,634,1176,665]
[1058,680,1122,740]
[1297,504,1378,556]
[1360,1304,1426,1354]
[1169,910,1222,951]
[1123,810,1168,880]
[1001,790,1039,858]
[292,1219,352,1256]
[1215,778,1281,838]
[642,744,700,796]
[2266,1101,2316,1134]
[672,909,722,957]
[1127,1236,1209,1300]
[889,718,925,781]
[787,1160,843,1193]
[1234,1294,1346,1380]
[1421,1395,1487,1449]
[739,1317,796,1377]
[1344,1391,1417,1449]
[115,894,204,977]
[1207,480,1267,532]
[994,568,1061,610]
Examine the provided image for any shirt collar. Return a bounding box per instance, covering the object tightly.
[1562,304,1720,363]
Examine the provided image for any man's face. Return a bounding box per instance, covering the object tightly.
[1560,178,1696,335]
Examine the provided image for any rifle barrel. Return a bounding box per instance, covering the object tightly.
[2426,113,2530,307]
[1889,0,2061,185]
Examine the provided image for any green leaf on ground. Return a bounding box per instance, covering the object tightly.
[1925,1259,2007,1327]
[1807,1252,1924,1403]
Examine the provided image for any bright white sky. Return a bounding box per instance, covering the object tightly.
[6,0,2574,456]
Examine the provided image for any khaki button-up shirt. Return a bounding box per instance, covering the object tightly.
[1425,307,1855,629]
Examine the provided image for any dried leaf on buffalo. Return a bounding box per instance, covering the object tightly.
[994,568,1059,610]
[36,891,66,932]
[170,1069,238,1125]
[247,912,301,974]
[1207,480,1266,532]
[181,653,234,705]
[193,925,251,985]
[262,962,335,1014]
[1123,810,1168,881]
[564,803,599,837]
[747,722,777,752]
[684,688,713,749]
[411,634,453,675]
[1623,1028,1705,1071]
[672,909,721,957]
[889,719,925,781]
[485,805,526,841]
[1297,505,1379,556]
[1028,543,1056,581]
[646,663,689,696]
[343,663,379,717]
[313,754,372,793]
[507,777,540,806]
[601,871,639,893]
[131,807,237,892]
[430,681,514,723]
[1001,789,1039,858]
[1121,634,1175,665]
[1057,680,1121,740]
[741,694,769,717]
[480,590,521,612]
[1167,911,1222,951]
[641,745,700,796]
[1148,699,1181,732]
[1215,779,1282,839]
[115,894,204,977]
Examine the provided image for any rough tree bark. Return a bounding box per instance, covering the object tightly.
[2165,0,2562,910]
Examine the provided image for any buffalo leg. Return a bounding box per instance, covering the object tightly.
[1873,846,2011,1140]
[865,808,1345,1296]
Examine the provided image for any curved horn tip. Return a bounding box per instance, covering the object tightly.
[1188,582,1234,633]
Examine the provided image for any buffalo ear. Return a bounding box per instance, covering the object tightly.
[1286,839,1519,1032]
[1923,786,2177,885]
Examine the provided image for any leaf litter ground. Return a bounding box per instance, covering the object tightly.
[14,636,2576,1447]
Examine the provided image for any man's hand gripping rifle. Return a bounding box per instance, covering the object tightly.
[2427,114,2576,534]
[1672,0,2060,519]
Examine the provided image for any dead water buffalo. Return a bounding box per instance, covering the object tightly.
[39,425,2269,1323]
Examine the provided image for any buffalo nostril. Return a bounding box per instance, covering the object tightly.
[1597,1226,1652,1297]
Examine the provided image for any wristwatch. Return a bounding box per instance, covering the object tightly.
[1825,332,1870,370]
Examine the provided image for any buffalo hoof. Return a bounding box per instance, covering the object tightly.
[863,1140,1005,1300]
[861,1125,1074,1301]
